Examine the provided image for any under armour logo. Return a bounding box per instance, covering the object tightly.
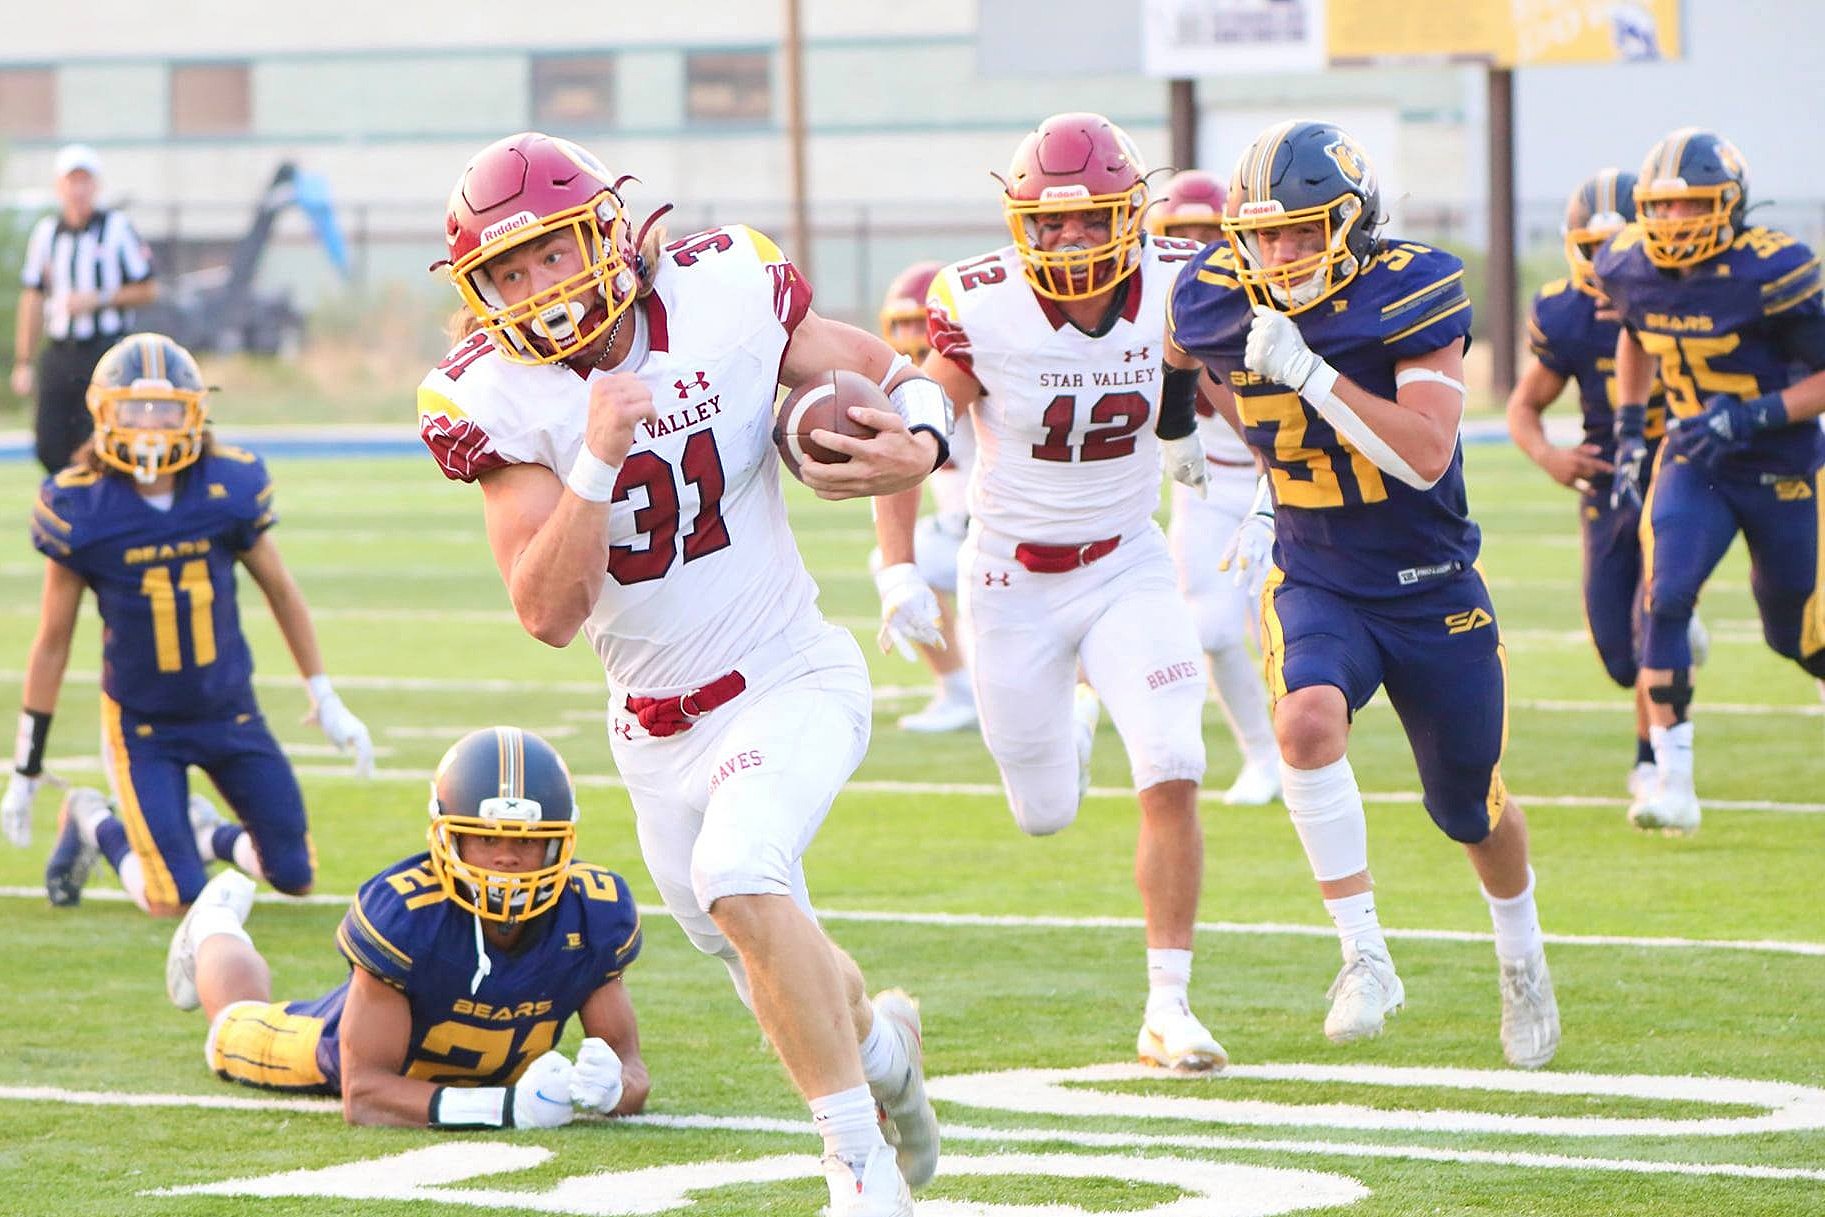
[984,571,1011,587]
[613,720,634,740]
[674,371,709,398]
[1123,346,1151,363]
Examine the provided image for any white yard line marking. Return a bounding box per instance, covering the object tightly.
[25,752,1825,815]
[4,886,1819,958]
[3,1086,1820,1186]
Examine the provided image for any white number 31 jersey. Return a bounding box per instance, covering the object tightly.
[417,225,822,695]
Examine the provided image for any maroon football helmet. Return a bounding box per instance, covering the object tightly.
[879,260,942,360]
[1148,170,1228,242]
[442,132,638,365]
[1000,112,1149,301]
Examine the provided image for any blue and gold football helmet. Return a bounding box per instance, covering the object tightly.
[85,332,208,484]
[1563,168,1638,293]
[1634,128,1748,269]
[1221,119,1384,314]
[427,726,579,923]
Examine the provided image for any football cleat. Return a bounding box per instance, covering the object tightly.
[1223,758,1282,805]
[44,787,104,908]
[1625,761,1658,804]
[870,989,940,1189]
[1323,947,1405,1044]
[1498,950,1561,1070]
[822,1144,914,1217]
[167,870,256,1011]
[897,688,978,734]
[1629,771,1700,836]
[1073,683,1101,802]
[1138,998,1229,1072]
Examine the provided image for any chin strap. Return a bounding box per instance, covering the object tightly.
[469,910,493,996]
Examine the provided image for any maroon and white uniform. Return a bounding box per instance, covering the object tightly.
[1169,400,1262,652]
[927,236,1208,833]
[419,226,869,997]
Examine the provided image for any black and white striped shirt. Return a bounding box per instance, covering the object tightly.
[19,209,155,342]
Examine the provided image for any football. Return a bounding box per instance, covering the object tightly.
[773,369,885,480]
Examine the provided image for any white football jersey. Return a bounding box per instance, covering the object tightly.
[419,225,821,695]
[927,236,1201,543]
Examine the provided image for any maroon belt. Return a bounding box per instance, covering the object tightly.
[625,670,748,737]
[1012,535,1121,574]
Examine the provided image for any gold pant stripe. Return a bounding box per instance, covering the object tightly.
[1258,566,1290,703]
[1802,468,1825,659]
[1470,564,1512,831]
[1637,443,1669,610]
[99,694,179,908]
[210,1000,330,1091]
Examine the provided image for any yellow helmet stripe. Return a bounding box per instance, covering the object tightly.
[494,725,526,799]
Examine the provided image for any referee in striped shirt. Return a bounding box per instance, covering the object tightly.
[11,145,158,473]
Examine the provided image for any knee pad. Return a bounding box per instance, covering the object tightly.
[913,514,964,594]
[1009,790,1078,837]
[259,846,315,897]
[690,827,793,910]
[1280,757,1368,882]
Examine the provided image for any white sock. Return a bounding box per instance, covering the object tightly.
[1207,644,1276,766]
[118,854,149,913]
[810,1084,885,1169]
[189,903,253,949]
[1483,866,1544,963]
[1146,947,1193,1019]
[858,1009,910,1101]
[1323,890,1388,963]
[231,834,267,880]
[941,666,972,701]
[1649,721,1695,778]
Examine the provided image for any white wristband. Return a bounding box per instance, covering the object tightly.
[429,1085,510,1130]
[566,449,622,502]
[306,674,336,705]
[887,376,953,438]
[1297,360,1340,407]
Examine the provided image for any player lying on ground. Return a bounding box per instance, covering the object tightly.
[4,332,371,914]
[166,726,650,1130]
[1167,119,1559,1069]
[418,132,942,1217]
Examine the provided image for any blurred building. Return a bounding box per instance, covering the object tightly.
[1,0,1818,322]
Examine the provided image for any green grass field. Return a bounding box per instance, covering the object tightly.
[2,446,1822,1216]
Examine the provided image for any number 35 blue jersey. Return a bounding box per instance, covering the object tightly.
[1168,239,1479,598]
[29,448,277,719]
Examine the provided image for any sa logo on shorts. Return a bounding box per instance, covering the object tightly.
[1444,607,1493,635]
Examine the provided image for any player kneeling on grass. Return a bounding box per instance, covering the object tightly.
[166,726,650,1129]
[2,333,372,914]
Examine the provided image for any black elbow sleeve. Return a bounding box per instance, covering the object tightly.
[1156,365,1201,440]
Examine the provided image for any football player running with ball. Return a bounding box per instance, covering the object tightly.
[165,727,652,1130]
[4,333,372,914]
[418,133,945,1216]
[1593,129,1825,834]
[1147,170,1282,805]
[880,113,1227,1073]
[1166,120,1559,1069]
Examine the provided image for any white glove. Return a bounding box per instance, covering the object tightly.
[2,770,38,847]
[1160,434,1209,498]
[511,1050,577,1129]
[873,562,945,661]
[307,676,374,778]
[1219,480,1278,601]
[568,1036,625,1114]
[1245,305,1327,395]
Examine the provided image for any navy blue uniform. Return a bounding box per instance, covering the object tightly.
[29,447,311,904]
[208,854,643,1094]
[1526,278,1669,688]
[1171,239,1508,842]
[1593,225,1825,676]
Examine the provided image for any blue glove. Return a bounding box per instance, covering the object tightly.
[1609,404,1649,511]
[1666,393,1788,472]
